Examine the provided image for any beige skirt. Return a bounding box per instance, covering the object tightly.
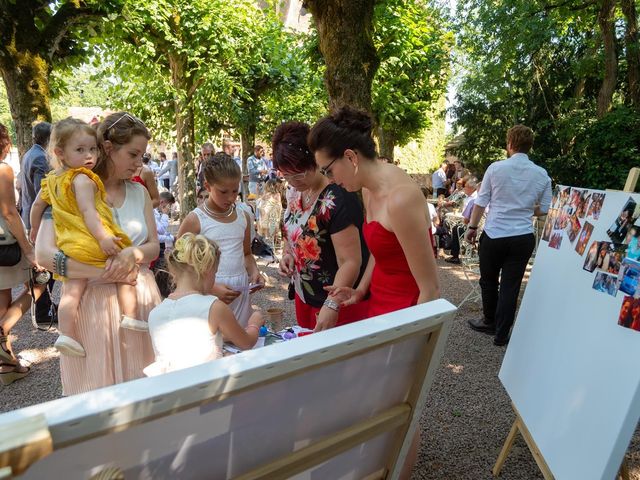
[60,268,160,396]
[0,254,30,290]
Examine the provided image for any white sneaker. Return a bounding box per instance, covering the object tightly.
[54,335,86,357]
[120,316,149,332]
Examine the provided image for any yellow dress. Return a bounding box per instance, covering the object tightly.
[41,167,132,269]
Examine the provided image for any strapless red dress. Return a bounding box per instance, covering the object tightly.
[363,220,434,317]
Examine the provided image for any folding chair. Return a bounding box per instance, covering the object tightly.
[458,221,483,308]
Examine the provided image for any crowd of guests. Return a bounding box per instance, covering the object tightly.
[0,112,552,477]
[0,108,441,478]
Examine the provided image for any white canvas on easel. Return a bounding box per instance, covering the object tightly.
[499,186,640,480]
[0,300,456,479]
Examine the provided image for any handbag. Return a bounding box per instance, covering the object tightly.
[0,242,21,267]
[0,215,21,267]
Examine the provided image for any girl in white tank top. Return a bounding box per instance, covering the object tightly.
[145,233,264,376]
[177,154,265,327]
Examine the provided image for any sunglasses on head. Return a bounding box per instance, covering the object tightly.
[103,113,145,140]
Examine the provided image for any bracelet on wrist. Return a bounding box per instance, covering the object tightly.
[323,298,340,312]
[468,226,478,230]
[246,324,260,332]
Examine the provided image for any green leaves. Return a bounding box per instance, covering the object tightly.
[372,0,452,151]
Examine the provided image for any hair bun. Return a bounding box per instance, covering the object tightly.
[332,106,373,136]
[272,121,310,149]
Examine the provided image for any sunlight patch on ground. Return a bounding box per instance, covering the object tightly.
[446,363,464,374]
[16,347,59,366]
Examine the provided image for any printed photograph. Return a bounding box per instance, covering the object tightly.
[618,258,640,296]
[595,242,627,275]
[583,241,600,272]
[607,197,640,244]
[554,206,571,230]
[541,208,558,242]
[575,221,594,256]
[577,192,590,218]
[587,192,606,220]
[558,186,571,209]
[566,214,582,244]
[551,185,560,209]
[626,226,640,261]
[618,295,640,331]
[592,271,618,297]
[549,231,563,250]
[570,188,587,216]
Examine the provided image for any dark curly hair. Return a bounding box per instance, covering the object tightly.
[308,106,377,159]
[271,121,315,173]
[0,124,11,159]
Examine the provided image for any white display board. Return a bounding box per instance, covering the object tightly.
[500,186,640,480]
[0,300,456,479]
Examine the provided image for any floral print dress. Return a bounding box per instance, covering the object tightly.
[283,184,367,309]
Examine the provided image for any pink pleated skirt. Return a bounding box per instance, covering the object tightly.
[59,268,160,396]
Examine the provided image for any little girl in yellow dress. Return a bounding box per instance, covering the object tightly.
[30,118,147,357]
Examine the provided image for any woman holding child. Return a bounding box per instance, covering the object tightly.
[35,112,160,395]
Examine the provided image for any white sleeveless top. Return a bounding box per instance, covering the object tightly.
[193,207,247,277]
[112,181,148,246]
[147,294,223,374]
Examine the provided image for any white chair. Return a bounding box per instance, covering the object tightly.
[457,219,484,308]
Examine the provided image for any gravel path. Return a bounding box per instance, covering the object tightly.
[1,256,638,479]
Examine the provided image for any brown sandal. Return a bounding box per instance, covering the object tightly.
[0,360,30,386]
[0,326,15,364]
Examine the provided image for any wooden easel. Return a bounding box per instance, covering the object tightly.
[492,404,630,479]
[494,171,640,479]
[492,404,553,479]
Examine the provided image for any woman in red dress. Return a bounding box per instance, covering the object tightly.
[309,106,440,317]
[308,106,440,480]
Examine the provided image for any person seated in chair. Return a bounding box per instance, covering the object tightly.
[445,179,479,264]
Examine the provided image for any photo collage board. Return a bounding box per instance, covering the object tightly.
[541,186,640,332]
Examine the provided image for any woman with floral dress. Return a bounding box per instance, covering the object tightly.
[273,121,369,331]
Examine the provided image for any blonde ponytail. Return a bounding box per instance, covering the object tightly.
[167,233,221,280]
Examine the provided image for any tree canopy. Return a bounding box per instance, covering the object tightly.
[451,0,640,189]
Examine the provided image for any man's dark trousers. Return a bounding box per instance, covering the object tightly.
[478,231,535,341]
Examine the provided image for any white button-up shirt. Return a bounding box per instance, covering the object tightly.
[432,168,446,190]
[475,153,551,239]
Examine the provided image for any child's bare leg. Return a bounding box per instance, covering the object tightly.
[58,279,86,340]
[117,283,138,319]
[118,283,148,331]
[55,279,86,357]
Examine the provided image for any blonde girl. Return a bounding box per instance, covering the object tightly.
[146,233,264,375]
[30,118,145,358]
[177,152,265,327]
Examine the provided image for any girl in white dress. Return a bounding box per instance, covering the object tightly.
[178,153,264,327]
[146,233,264,375]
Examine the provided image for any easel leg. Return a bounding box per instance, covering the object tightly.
[493,405,555,479]
[516,415,554,480]
[492,420,519,477]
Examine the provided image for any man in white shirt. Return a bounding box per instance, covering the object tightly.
[431,161,449,198]
[465,125,551,346]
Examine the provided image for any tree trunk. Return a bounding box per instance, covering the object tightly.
[305,0,379,112]
[377,127,395,161]
[596,0,618,117]
[240,122,256,196]
[169,53,197,217]
[0,51,52,158]
[621,0,640,107]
